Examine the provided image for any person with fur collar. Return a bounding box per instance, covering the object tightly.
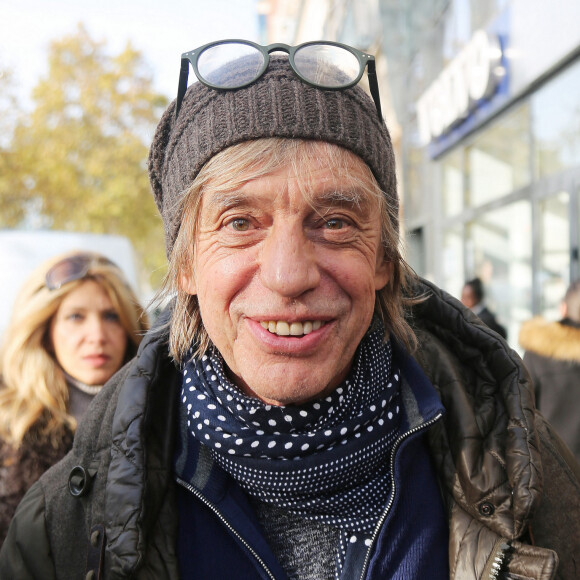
[520,280,580,461]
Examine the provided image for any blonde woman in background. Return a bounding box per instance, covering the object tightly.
[0,251,148,543]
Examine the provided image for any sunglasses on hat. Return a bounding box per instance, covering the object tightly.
[175,39,382,120]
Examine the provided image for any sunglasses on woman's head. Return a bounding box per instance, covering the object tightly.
[45,254,119,291]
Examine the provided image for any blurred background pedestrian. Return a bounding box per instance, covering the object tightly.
[519,280,580,461]
[0,250,148,544]
[461,277,507,339]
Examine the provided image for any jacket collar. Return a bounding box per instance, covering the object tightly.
[519,316,580,362]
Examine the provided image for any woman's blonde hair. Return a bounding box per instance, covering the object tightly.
[154,138,419,363]
[0,250,149,447]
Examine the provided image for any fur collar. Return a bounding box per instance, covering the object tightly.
[519,317,580,362]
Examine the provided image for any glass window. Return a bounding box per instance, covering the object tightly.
[441,148,464,216]
[538,192,570,318]
[532,58,580,179]
[442,226,464,297]
[466,103,531,207]
[465,200,532,343]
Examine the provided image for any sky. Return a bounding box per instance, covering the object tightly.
[0,0,261,107]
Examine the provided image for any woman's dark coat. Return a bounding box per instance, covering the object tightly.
[1,279,579,579]
[0,425,73,545]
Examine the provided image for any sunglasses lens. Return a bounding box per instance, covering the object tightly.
[45,256,92,290]
[294,44,360,88]
[197,42,265,88]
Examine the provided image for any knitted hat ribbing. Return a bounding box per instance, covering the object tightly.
[148,57,397,255]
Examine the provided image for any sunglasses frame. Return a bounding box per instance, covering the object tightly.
[44,254,119,291]
[175,39,382,120]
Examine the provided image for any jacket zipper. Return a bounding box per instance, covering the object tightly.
[175,476,278,580]
[358,412,444,580]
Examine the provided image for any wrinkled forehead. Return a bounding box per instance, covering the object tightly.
[200,139,381,204]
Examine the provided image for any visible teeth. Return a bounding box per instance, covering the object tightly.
[277,321,290,336]
[290,322,303,336]
[260,320,326,336]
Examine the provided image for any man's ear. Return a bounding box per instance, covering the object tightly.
[374,258,392,291]
[180,271,197,296]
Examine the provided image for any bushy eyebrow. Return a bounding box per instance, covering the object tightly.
[205,187,370,211]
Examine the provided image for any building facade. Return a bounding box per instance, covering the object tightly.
[265,0,580,345]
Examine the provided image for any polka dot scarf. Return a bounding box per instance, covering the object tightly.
[181,325,402,572]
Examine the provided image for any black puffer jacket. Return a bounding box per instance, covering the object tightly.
[1,279,579,579]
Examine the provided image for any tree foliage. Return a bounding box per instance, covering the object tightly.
[1,24,169,287]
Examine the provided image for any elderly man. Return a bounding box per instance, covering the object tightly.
[1,40,579,580]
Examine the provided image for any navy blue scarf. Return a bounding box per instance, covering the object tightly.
[181,324,401,542]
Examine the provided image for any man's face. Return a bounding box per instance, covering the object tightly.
[461,285,476,309]
[181,145,390,406]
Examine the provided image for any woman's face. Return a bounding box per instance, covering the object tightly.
[49,279,129,386]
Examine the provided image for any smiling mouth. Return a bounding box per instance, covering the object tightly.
[259,320,326,337]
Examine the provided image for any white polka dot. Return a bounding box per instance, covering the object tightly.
[313,403,321,410]
[350,535,357,543]
[251,441,259,448]
[215,442,221,448]
[285,442,293,449]
[268,441,276,448]
[197,394,206,400]
[301,443,309,451]
[206,365,211,371]
[284,415,293,422]
[365,539,372,547]
[340,427,347,435]
[300,410,308,417]
[217,415,226,421]
[208,404,216,410]
[388,412,393,419]
[228,449,235,454]
[325,430,332,436]
[186,377,191,384]
[235,439,243,445]
[268,419,277,426]
[211,375,217,381]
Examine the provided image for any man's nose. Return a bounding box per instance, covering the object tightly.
[259,223,320,297]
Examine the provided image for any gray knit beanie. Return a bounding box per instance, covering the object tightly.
[148,56,397,256]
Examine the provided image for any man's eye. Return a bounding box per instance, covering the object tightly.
[325,219,344,230]
[230,219,250,231]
